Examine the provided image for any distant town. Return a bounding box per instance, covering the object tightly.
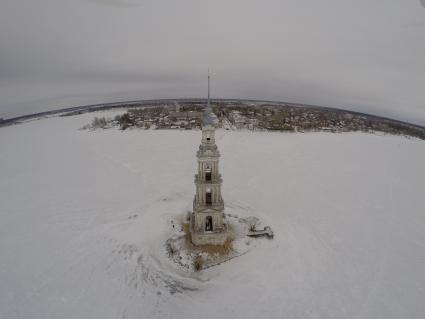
[1,99,424,140]
[82,100,425,140]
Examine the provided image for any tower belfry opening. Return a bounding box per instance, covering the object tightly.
[206,190,212,205]
[190,71,228,246]
[205,167,212,181]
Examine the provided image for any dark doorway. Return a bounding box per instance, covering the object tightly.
[206,191,212,205]
[205,216,213,231]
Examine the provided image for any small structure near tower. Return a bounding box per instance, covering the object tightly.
[190,72,228,246]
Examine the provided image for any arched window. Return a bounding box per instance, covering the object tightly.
[205,216,213,231]
[205,163,212,181]
[206,189,212,205]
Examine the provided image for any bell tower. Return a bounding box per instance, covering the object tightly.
[190,71,228,246]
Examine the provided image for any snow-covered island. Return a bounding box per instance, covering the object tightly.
[0,109,424,319]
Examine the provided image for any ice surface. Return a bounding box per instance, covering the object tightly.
[0,112,424,319]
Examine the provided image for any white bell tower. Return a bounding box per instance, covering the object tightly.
[190,71,228,246]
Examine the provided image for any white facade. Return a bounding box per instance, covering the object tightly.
[190,115,228,246]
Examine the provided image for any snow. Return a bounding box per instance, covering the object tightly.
[0,112,424,319]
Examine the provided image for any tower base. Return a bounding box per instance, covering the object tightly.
[190,230,228,246]
[190,213,228,246]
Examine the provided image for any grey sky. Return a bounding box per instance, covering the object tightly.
[0,0,424,125]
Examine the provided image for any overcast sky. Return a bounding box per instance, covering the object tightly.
[1,0,425,125]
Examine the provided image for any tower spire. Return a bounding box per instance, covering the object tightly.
[207,68,210,108]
